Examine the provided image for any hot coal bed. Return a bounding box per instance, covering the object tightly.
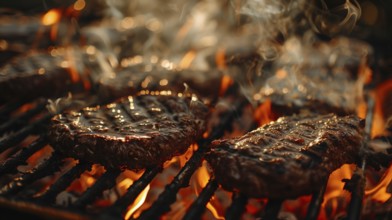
[0,0,392,220]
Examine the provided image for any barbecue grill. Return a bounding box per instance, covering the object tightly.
[1,0,392,219]
[0,84,384,220]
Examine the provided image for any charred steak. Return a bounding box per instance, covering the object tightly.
[205,114,365,199]
[0,50,84,101]
[98,67,223,101]
[49,94,208,169]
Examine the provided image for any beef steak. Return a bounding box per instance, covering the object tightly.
[49,94,208,170]
[205,114,365,199]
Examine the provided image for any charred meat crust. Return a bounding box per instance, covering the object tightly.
[98,67,223,101]
[205,114,365,199]
[49,94,208,170]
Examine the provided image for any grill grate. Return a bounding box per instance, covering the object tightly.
[0,93,378,220]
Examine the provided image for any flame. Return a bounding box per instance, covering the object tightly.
[125,184,150,219]
[41,9,62,41]
[361,80,392,203]
[111,169,150,219]
[42,9,62,26]
[179,51,196,69]
[67,164,105,193]
[253,99,276,126]
[371,79,392,137]
[365,166,392,202]
[26,145,53,167]
[219,74,234,96]
[73,0,86,11]
[322,164,354,215]
[215,48,227,70]
[64,47,81,83]
[193,162,225,220]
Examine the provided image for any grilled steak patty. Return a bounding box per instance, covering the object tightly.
[205,114,365,199]
[98,67,223,101]
[49,94,208,169]
[0,50,84,101]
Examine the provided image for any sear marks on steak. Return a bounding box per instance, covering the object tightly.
[49,94,208,170]
[98,66,223,102]
[250,37,371,116]
[205,114,365,199]
[0,50,85,101]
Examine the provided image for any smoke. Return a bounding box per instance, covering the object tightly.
[307,0,362,36]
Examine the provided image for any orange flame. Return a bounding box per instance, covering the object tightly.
[215,48,227,70]
[193,162,225,220]
[117,170,151,219]
[253,99,276,126]
[371,79,392,137]
[41,9,62,41]
[42,9,62,26]
[219,74,233,96]
[322,164,354,215]
[365,165,392,202]
[179,50,196,69]
[67,164,105,193]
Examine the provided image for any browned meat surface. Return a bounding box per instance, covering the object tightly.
[0,50,85,101]
[49,94,208,170]
[205,114,365,199]
[98,66,224,101]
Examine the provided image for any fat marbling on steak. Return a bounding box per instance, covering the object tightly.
[205,114,365,199]
[49,94,208,170]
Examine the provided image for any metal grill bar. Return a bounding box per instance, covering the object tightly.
[72,168,122,209]
[36,162,92,204]
[0,137,47,175]
[263,199,283,220]
[0,153,63,196]
[225,193,248,220]
[137,98,248,220]
[346,166,366,220]
[305,180,328,220]
[346,96,375,220]
[101,166,162,219]
[0,113,52,154]
[183,178,219,220]
[0,101,24,117]
[137,151,204,220]
[0,102,46,135]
